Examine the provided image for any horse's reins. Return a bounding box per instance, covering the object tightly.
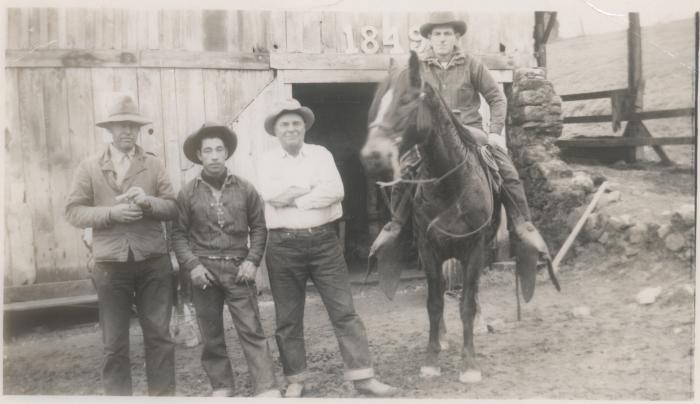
[373,80,495,239]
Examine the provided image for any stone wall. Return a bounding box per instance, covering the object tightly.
[507,67,594,251]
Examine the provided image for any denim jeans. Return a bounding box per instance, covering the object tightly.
[93,253,175,396]
[266,223,374,382]
[191,258,277,395]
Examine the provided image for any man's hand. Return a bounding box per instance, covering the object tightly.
[190,264,215,289]
[269,185,311,208]
[117,187,152,210]
[368,223,401,258]
[488,133,507,150]
[235,260,258,284]
[109,203,143,223]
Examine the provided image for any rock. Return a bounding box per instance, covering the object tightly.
[627,224,647,244]
[516,90,547,106]
[598,232,610,245]
[664,233,686,252]
[571,172,594,193]
[671,204,695,230]
[624,245,639,257]
[592,175,607,186]
[572,306,591,318]
[657,224,671,239]
[636,287,662,305]
[597,191,622,210]
[674,327,683,334]
[609,215,633,231]
[521,106,546,121]
[604,181,620,192]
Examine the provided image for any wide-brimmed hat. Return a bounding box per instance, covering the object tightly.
[96,94,151,128]
[419,12,467,38]
[264,98,315,136]
[183,122,238,165]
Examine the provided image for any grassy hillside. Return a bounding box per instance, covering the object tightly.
[546,18,696,165]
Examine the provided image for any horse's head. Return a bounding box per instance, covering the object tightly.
[361,51,435,179]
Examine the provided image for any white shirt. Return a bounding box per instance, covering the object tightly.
[258,143,344,229]
[109,144,135,186]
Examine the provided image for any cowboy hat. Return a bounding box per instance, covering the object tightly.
[96,94,152,128]
[183,122,238,165]
[264,98,315,136]
[419,11,467,38]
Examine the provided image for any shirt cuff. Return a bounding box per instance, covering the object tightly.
[182,257,201,272]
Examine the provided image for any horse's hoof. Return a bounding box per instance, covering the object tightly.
[459,370,482,384]
[420,366,441,378]
[439,339,450,350]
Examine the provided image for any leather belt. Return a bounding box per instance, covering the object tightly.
[200,256,240,261]
[270,223,334,234]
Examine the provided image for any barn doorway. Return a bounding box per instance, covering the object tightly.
[293,83,389,272]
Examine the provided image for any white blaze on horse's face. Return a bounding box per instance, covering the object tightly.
[363,88,401,178]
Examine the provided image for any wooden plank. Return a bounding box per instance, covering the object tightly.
[18,8,30,49]
[174,69,206,173]
[137,68,166,158]
[563,108,694,124]
[42,68,85,282]
[382,12,409,55]
[65,8,86,49]
[66,68,97,160]
[564,114,617,124]
[91,68,117,146]
[239,10,269,53]
[560,89,628,102]
[4,279,95,305]
[202,69,222,122]
[555,136,695,148]
[140,50,269,69]
[147,9,159,49]
[270,52,512,71]
[285,11,304,52]
[125,9,140,50]
[202,10,227,51]
[5,294,98,312]
[268,10,287,52]
[4,68,37,286]
[93,7,103,48]
[7,8,22,49]
[29,8,42,48]
[408,12,430,53]
[183,9,203,51]
[320,11,337,53]
[102,8,116,49]
[83,8,96,49]
[46,8,59,48]
[302,11,323,53]
[280,69,388,83]
[112,67,139,95]
[113,8,124,50]
[227,9,241,52]
[160,68,184,190]
[6,49,139,67]
[17,69,57,281]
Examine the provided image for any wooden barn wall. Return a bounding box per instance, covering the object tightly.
[4,8,534,289]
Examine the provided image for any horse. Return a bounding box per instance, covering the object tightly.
[360,51,502,384]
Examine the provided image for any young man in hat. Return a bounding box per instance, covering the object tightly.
[170,123,280,397]
[65,94,177,395]
[370,12,551,273]
[258,98,398,398]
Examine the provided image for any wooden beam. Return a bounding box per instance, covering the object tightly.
[542,12,557,44]
[563,108,694,124]
[4,294,98,312]
[4,279,95,304]
[140,50,269,69]
[555,136,695,148]
[6,49,270,69]
[270,52,514,71]
[560,88,627,101]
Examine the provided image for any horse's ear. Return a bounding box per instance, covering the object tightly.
[409,51,421,88]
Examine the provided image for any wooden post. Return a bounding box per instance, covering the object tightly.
[534,12,545,67]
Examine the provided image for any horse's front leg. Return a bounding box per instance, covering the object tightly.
[459,236,485,384]
[420,248,445,378]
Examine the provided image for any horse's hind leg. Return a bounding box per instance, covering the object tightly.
[420,249,445,378]
[458,236,486,384]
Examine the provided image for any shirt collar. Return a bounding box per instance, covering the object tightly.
[279,144,308,159]
[421,45,466,69]
[109,144,136,162]
[194,168,236,187]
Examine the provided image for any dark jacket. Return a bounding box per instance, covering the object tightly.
[419,46,507,134]
[65,145,178,262]
[171,171,267,272]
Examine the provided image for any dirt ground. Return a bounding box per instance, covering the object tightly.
[3,246,694,400]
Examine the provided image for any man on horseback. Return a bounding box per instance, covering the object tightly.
[371,11,551,272]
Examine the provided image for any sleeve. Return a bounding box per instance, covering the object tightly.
[256,153,287,201]
[143,159,178,221]
[65,160,112,230]
[170,188,201,272]
[473,59,507,135]
[294,148,344,210]
[244,184,268,266]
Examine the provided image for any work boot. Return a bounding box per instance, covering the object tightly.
[354,378,399,397]
[284,383,304,398]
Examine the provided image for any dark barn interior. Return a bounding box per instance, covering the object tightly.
[293,83,391,271]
